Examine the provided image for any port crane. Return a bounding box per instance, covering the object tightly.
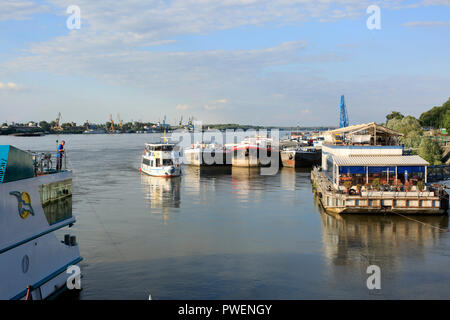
[52,112,63,131]
[117,114,123,130]
[109,114,115,132]
[339,95,349,128]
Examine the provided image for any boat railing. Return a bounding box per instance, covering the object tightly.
[31,150,69,175]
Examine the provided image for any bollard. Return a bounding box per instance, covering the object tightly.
[64,234,70,245]
[70,236,77,246]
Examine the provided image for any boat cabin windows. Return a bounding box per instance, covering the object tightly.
[146,144,175,152]
[163,159,173,166]
[142,158,151,166]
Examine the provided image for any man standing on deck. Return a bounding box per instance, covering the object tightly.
[56,140,65,171]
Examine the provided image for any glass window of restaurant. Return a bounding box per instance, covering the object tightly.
[325,156,334,180]
[367,166,395,185]
[396,166,425,185]
[338,166,366,186]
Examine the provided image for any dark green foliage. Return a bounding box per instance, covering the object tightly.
[419,98,450,129]
[386,111,404,121]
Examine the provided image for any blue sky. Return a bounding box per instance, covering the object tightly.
[0,0,449,126]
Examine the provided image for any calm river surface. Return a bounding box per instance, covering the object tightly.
[1,133,449,299]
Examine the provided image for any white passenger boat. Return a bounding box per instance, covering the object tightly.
[0,145,82,300]
[140,143,181,177]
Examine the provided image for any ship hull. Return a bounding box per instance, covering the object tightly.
[0,171,82,300]
[281,149,321,167]
[184,149,230,166]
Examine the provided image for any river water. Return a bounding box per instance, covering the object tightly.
[1,133,449,299]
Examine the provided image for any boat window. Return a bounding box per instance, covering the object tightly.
[142,158,150,166]
[38,180,72,225]
[156,158,161,167]
[163,159,173,166]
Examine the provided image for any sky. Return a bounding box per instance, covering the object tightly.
[0,0,449,127]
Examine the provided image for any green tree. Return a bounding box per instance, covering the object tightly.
[386,116,423,148]
[39,121,50,132]
[386,111,404,122]
[402,130,422,149]
[418,138,443,165]
[419,97,450,129]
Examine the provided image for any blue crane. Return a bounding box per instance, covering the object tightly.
[339,95,349,128]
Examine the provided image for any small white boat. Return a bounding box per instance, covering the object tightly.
[0,145,82,300]
[83,128,106,134]
[140,143,181,177]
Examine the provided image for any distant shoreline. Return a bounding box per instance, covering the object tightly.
[1,125,336,136]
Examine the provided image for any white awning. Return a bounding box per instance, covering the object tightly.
[333,155,429,166]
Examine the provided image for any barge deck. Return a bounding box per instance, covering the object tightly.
[311,166,448,215]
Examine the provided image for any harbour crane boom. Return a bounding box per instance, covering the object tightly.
[339,95,349,128]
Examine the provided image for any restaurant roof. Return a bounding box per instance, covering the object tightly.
[325,122,403,136]
[333,155,429,166]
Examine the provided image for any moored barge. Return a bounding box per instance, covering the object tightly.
[281,147,321,167]
[311,122,449,215]
[184,142,230,166]
[231,137,273,167]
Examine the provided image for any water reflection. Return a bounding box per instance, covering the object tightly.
[231,167,265,202]
[140,174,181,222]
[318,199,449,270]
[42,196,72,225]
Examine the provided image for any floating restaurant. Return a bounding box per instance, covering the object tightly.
[312,122,449,215]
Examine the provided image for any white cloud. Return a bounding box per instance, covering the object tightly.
[0,82,21,90]
[2,0,450,125]
[176,104,189,110]
[0,1,47,21]
[204,104,216,110]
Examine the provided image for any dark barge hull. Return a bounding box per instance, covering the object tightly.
[281,150,321,167]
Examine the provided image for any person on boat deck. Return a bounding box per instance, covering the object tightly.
[56,140,65,171]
